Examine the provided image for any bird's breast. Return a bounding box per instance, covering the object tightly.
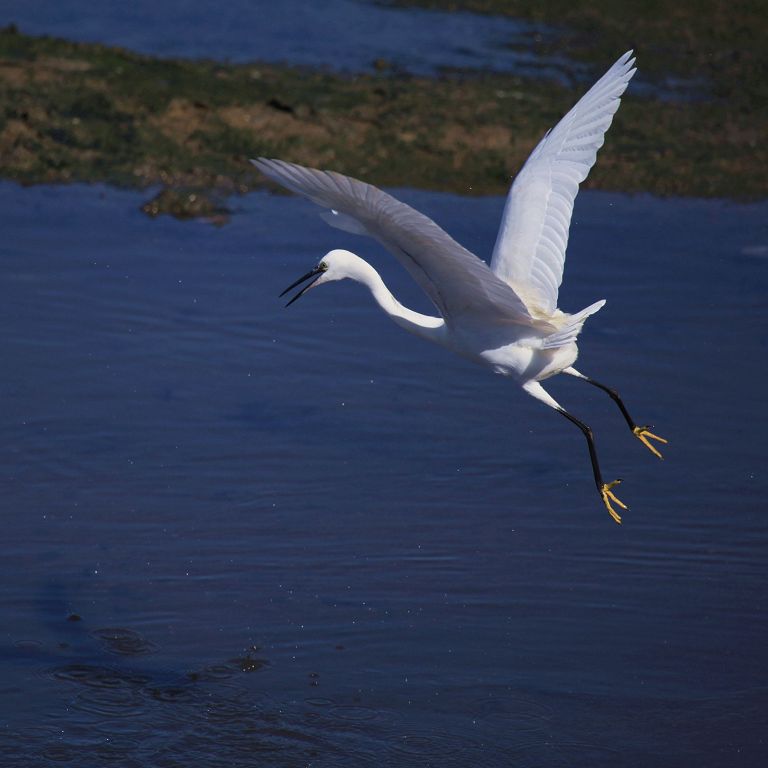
[450,332,578,383]
[486,342,578,382]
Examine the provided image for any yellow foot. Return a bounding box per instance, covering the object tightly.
[601,480,627,524]
[633,425,668,459]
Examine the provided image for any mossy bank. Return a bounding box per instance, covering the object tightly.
[0,21,764,222]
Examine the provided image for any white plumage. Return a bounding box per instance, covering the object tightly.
[254,51,666,523]
[490,50,636,314]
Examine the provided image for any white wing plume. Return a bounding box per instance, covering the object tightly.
[253,158,535,325]
[489,51,637,315]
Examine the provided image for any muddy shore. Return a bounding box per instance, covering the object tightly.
[1,19,764,221]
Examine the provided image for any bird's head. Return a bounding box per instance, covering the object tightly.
[279,249,360,306]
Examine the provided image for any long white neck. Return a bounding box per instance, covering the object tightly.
[345,256,444,343]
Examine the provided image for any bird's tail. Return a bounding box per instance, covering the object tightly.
[540,300,606,349]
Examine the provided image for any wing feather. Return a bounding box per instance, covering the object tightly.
[490,51,637,314]
[254,158,534,324]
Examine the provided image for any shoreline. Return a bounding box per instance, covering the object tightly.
[1,25,764,221]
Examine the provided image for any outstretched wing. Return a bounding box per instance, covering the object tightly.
[253,158,533,324]
[489,51,637,314]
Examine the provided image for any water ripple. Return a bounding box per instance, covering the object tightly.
[468,692,553,733]
[382,728,509,767]
[90,627,159,656]
[71,685,145,719]
[186,663,237,682]
[51,663,150,689]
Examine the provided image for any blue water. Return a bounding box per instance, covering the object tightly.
[1,180,767,765]
[2,0,562,76]
[2,0,706,99]
[1,1,767,762]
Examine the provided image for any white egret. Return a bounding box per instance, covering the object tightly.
[253,50,666,523]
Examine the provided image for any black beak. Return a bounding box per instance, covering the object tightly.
[279,266,323,307]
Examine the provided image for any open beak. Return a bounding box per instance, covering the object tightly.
[279,266,323,307]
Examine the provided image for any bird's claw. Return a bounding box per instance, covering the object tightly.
[601,479,627,524]
[633,425,667,459]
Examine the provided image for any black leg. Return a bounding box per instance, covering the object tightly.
[581,377,637,431]
[522,380,626,523]
[571,372,668,459]
[557,409,609,492]
[557,408,626,524]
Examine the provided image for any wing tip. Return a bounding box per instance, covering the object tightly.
[618,49,635,67]
[250,156,281,177]
[618,50,637,80]
[251,156,304,175]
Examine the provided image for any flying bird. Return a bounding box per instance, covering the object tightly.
[253,50,665,523]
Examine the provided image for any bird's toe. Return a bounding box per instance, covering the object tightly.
[600,479,626,524]
[633,425,668,459]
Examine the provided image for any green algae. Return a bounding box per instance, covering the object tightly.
[0,20,764,222]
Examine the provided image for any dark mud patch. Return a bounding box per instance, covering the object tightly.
[0,21,764,223]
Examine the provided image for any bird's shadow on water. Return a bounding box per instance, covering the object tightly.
[4,603,352,766]
[1,582,579,768]
[3,617,552,767]
[9,610,764,768]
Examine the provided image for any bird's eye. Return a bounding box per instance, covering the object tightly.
[319,261,328,271]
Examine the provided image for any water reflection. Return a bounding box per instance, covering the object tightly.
[1,183,767,765]
[3,0,562,77]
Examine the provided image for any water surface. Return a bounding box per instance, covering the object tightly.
[2,0,558,76]
[1,182,766,765]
